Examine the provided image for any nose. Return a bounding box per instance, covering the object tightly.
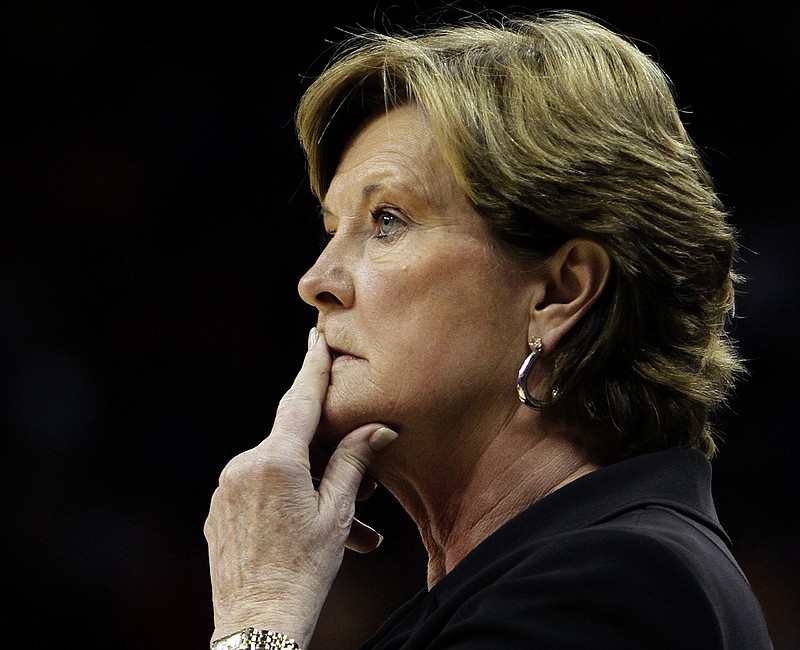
[297,243,355,311]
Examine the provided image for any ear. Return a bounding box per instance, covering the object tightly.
[529,238,612,351]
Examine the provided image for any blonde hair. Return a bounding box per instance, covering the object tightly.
[296,11,743,462]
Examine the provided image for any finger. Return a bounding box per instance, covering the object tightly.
[346,518,384,554]
[318,425,398,527]
[265,328,331,450]
[312,442,376,496]
[321,425,397,495]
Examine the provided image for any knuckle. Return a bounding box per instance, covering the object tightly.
[337,447,369,476]
[217,451,252,486]
[217,449,291,489]
[276,390,317,419]
[336,497,356,525]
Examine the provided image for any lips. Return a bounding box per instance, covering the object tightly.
[328,344,355,361]
[320,327,359,361]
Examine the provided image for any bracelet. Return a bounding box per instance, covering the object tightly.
[211,627,302,650]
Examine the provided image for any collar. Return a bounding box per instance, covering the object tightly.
[430,448,727,600]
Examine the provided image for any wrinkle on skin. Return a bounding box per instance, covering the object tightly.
[298,103,599,588]
[303,104,534,449]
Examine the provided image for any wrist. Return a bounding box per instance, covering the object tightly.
[212,582,323,648]
[211,627,302,650]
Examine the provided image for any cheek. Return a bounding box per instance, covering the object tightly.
[382,268,497,346]
[358,264,423,341]
[317,246,521,438]
[363,272,501,394]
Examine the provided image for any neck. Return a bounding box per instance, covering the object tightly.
[377,410,599,588]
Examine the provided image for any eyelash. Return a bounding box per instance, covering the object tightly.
[319,207,406,247]
[370,207,405,239]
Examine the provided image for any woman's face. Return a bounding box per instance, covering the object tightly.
[298,103,535,446]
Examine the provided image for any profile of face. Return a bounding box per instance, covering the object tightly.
[298,103,537,451]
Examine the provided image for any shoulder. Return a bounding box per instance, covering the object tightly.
[530,506,739,587]
[503,507,759,618]
[455,520,711,619]
[431,508,771,649]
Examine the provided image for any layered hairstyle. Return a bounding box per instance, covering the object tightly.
[295,11,743,463]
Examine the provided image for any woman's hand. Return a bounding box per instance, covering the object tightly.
[204,328,397,648]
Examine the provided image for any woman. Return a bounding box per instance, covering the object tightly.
[205,11,773,649]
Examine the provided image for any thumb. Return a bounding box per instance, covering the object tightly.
[317,425,398,530]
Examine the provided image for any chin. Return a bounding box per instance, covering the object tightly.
[315,398,368,447]
[316,391,393,448]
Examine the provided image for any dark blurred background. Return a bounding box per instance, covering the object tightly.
[2,0,797,647]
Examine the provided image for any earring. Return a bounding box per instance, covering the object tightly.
[517,336,545,410]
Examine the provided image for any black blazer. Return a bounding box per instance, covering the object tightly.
[361,449,773,649]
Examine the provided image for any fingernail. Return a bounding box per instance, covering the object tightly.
[308,327,318,350]
[376,532,385,548]
[369,427,398,452]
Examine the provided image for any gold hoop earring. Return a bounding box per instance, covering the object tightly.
[517,336,544,410]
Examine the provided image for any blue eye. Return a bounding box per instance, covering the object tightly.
[372,209,404,238]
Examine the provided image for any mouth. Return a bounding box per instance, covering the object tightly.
[329,345,357,362]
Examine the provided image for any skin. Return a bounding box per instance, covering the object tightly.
[301,103,540,476]
[205,103,612,648]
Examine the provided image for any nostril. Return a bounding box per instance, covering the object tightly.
[315,290,342,306]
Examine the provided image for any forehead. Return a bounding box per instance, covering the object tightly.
[323,104,460,214]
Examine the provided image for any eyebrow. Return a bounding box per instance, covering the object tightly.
[319,182,384,219]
